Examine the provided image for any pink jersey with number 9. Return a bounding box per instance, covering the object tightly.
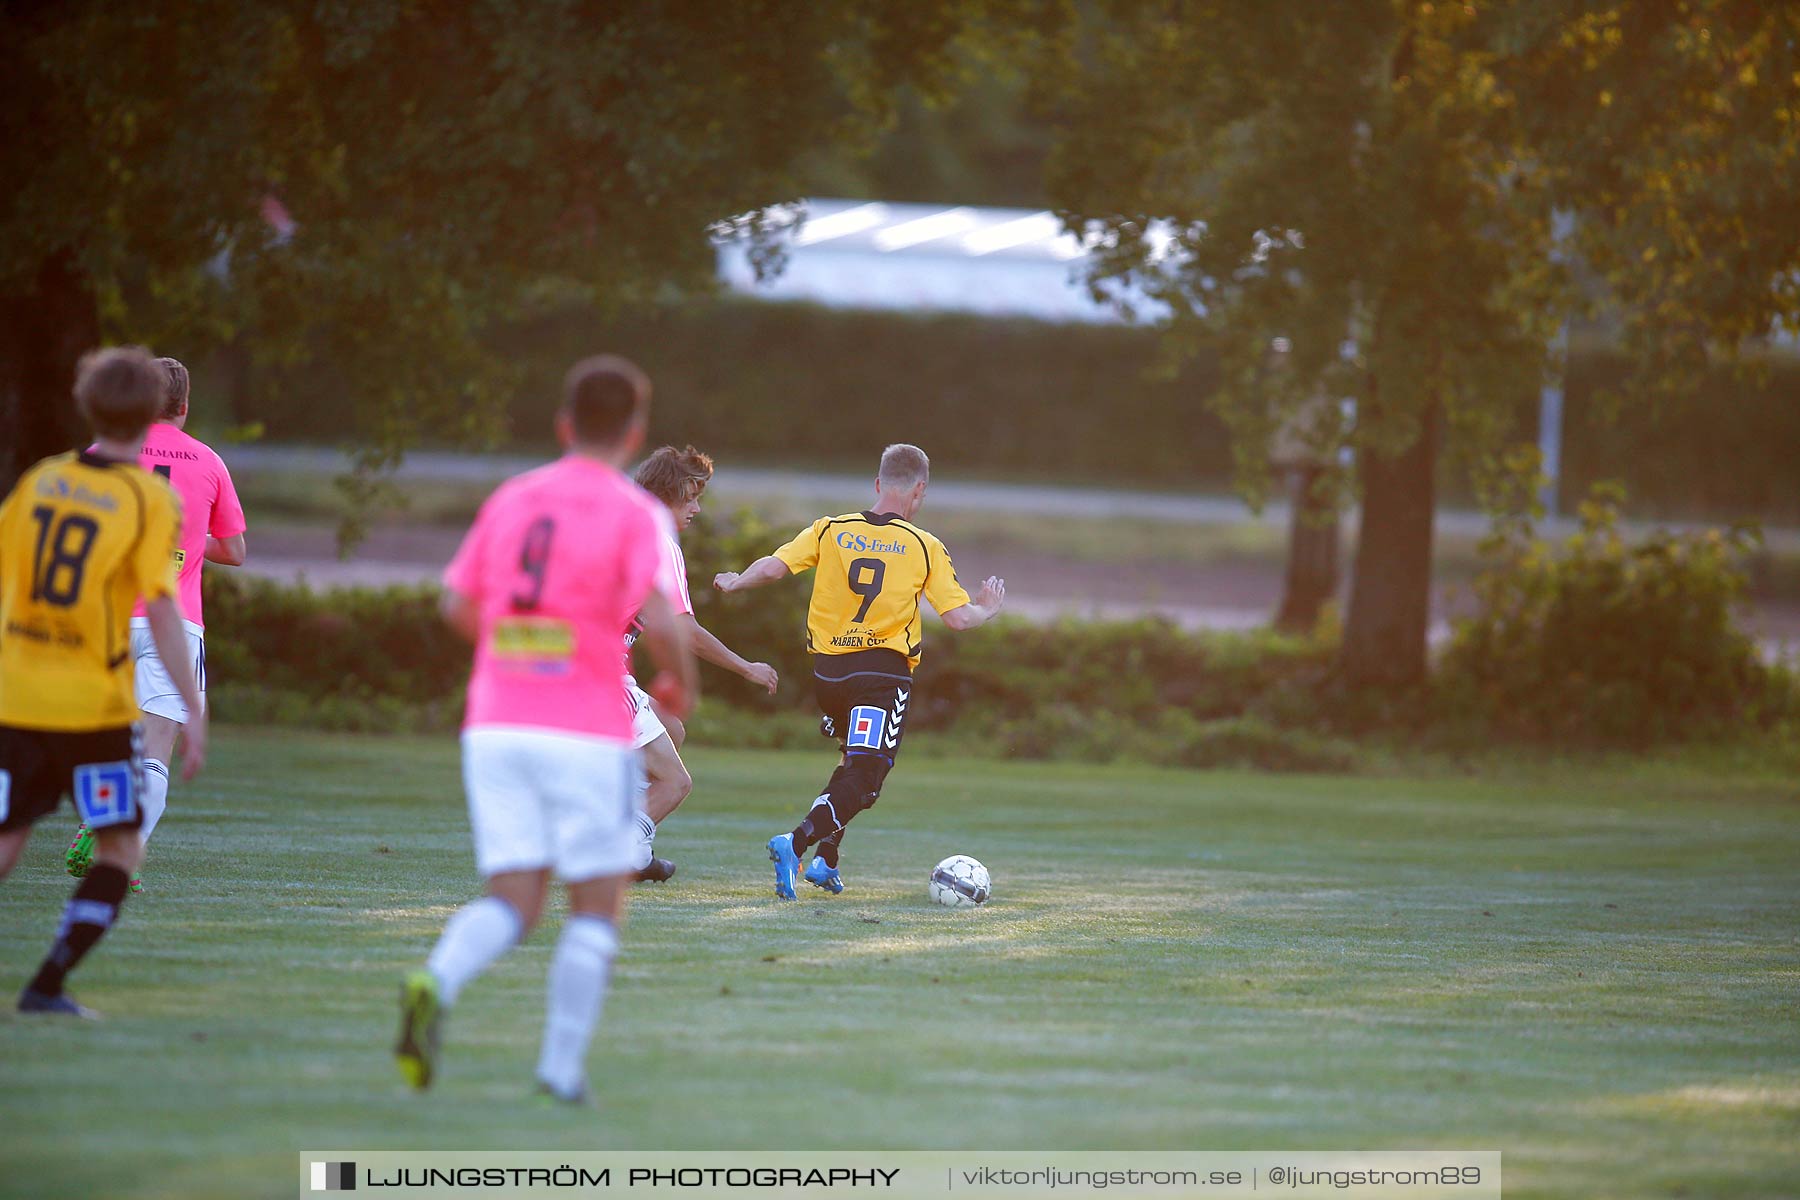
[126,422,246,628]
[444,456,669,740]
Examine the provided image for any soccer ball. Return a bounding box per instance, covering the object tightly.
[928,855,991,908]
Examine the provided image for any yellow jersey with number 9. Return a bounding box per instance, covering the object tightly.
[0,451,181,731]
[772,511,971,668]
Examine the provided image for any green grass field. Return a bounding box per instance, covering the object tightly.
[1,729,1796,1200]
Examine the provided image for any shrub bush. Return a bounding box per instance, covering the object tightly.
[203,574,467,705]
[201,504,811,715]
[199,515,1360,767]
[1439,485,1800,744]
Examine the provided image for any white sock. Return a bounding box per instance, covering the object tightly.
[427,896,522,1006]
[629,810,657,872]
[138,759,170,842]
[536,915,619,1099]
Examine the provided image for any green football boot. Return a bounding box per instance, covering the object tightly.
[532,1081,594,1108]
[64,825,95,879]
[394,970,442,1090]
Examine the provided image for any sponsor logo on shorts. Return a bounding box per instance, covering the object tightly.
[846,706,887,750]
[73,761,135,827]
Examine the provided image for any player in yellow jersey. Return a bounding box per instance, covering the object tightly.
[0,347,207,1017]
[714,444,1004,899]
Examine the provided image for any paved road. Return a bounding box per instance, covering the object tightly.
[219,444,1800,548]
[223,445,1287,524]
[219,444,1800,659]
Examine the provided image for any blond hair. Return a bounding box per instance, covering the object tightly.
[878,443,930,489]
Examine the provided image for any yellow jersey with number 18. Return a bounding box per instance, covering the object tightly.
[0,451,181,731]
[772,510,972,668]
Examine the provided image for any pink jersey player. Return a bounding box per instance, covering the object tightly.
[402,355,698,1107]
[131,422,246,628]
[66,357,248,886]
[444,457,670,740]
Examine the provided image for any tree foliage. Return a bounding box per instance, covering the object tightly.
[0,0,998,517]
[1498,3,1800,381]
[1037,0,1800,682]
[800,71,1058,208]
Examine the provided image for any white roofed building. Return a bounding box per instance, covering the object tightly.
[715,198,1169,325]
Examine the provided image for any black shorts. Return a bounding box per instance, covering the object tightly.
[812,648,913,761]
[0,723,144,834]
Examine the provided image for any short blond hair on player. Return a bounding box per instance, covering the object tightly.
[74,346,165,441]
[878,443,930,490]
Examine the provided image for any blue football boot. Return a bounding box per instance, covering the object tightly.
[767,834,799,900]
[805,857,844,895]
[17,988,99,1019]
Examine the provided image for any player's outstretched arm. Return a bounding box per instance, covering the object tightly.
[205,533,247,566]
[145,595,208,780]
[440,588,480,643]
[683,613,779,694]
[940,576,1007,632]
[713,555,789,594]
[638,587,700,721]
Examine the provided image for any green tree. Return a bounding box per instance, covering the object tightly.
[0,0,992,506]
[801,71,1058,208]
[1040,0,1800,684]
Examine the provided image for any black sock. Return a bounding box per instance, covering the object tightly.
[817,828,844,869]
[792,764,851,857]
[791,817,818,857]
[791,796,837,858]
[28,864,130,998]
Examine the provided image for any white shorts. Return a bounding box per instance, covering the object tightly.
[130,616,206,723]
[461,726,644,881]
[624,676,667,749]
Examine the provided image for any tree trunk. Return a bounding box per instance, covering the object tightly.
[1274,463,1340,634]
[1339,398,1440,685]
[0,252,99,495]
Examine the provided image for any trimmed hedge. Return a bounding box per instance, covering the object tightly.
[217,299,1800,522]
[197,505,1368,766]
[230,300,1231,490]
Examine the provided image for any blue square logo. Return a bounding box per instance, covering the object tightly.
[74,761,136,828]
[845,706,887,750]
